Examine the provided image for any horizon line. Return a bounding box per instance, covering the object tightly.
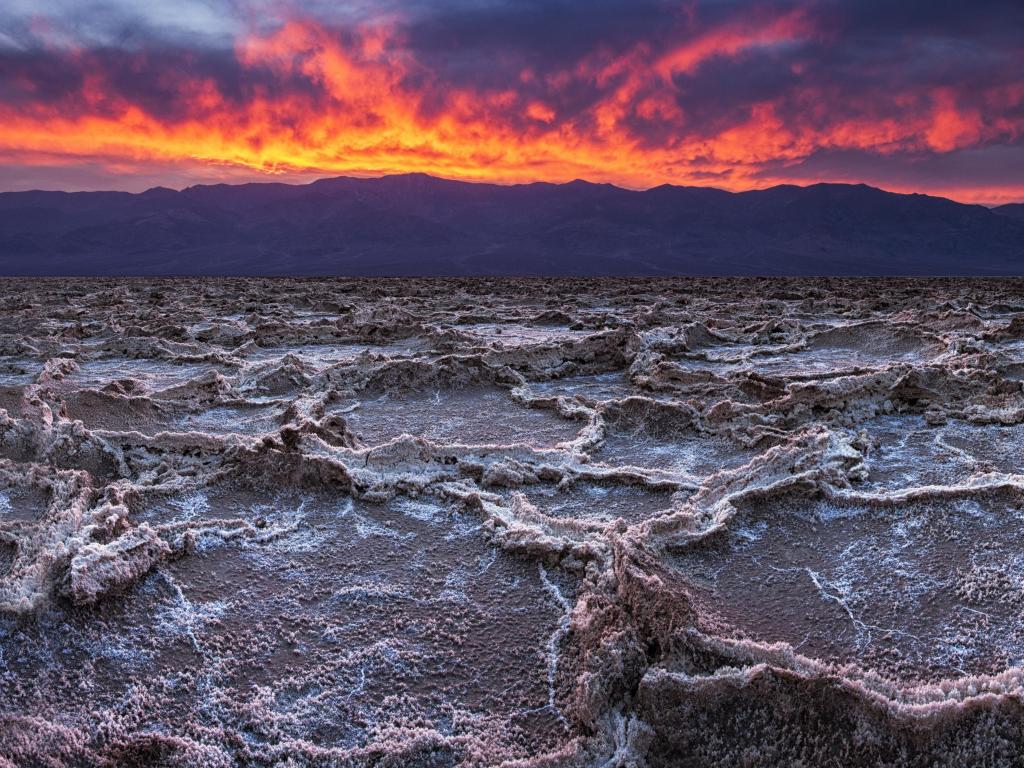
[1,171,1018,208]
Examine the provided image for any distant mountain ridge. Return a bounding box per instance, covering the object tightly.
[1,173,1022,276]
[996,203,1024,222]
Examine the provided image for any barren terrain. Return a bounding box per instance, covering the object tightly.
[3,278,1024,766]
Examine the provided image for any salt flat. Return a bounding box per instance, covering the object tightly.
[3,277,1024,766]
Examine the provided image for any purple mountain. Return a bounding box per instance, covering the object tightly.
[1,174,1022,275]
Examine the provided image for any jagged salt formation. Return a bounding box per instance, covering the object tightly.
[3,278,1024,767]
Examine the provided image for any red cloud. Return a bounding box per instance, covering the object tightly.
[0,9,1021,203]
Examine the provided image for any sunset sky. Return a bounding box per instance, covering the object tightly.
[1,1,1022,203]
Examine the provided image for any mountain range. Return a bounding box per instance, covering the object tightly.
[1,173,1022,276]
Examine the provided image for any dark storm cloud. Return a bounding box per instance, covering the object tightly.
[0,42,330,122]
[3,0,1020,119]
[404,0,683,72]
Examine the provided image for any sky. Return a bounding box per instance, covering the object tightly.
[1,0,1022,203]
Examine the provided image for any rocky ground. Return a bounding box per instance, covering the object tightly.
[3,278,1024,766]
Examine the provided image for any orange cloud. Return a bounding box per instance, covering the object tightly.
[925,89,983,152]
[653,8,811,78]
[0,13,1022,203]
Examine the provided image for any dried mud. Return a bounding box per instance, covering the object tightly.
[3,277,1024,767]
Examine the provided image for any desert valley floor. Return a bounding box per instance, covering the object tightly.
[4,278,1024,766]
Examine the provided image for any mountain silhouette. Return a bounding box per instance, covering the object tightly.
[1,174,1022,275]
